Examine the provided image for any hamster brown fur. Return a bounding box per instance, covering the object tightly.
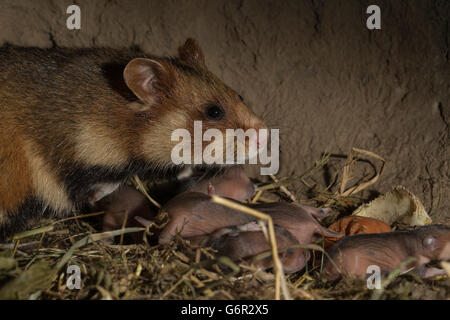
[0,39,265,238]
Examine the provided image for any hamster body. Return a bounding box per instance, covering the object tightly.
[158,192,255,244]
[189,224,310,274]
[98,167,255,243]
[0,39,265,238]
[157,195,341,246]
[173,166,255,202]
[247,202,342,244]
[322,225,450,280]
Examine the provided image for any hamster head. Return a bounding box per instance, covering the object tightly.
[123,39,266,170]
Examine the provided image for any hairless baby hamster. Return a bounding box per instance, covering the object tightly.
[322,225,450,280]
[98,166,255,242]
[180,166,255,202]
[156,194,341,250]
[157,192,255,244]
[188,223,309,273]
[247,202,342,244]
[324,215,392,249]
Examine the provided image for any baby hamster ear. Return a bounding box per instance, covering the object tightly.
[123,58,173,105]
[178,38,206,67]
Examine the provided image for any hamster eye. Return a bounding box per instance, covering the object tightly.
[205,104,225,120]
[238,95,244,102]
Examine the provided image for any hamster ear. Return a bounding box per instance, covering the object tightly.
[123,58,173,105]
[423,236,438,249]
[178,38,206,67]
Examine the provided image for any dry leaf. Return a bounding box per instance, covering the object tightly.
[353,186,432,226]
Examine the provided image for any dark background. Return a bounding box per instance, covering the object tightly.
[0,0,448,223]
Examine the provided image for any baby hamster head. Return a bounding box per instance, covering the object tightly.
[123,38,266,170]
[419,225,450,260]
